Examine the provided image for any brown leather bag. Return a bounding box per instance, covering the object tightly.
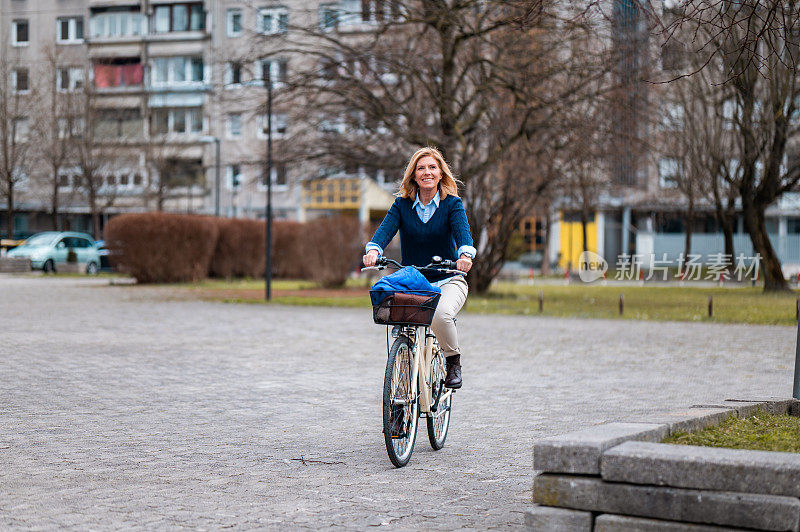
[372,292,439,325]
[389,292,437,324]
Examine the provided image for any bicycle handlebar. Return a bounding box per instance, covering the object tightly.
[361,255,465,276]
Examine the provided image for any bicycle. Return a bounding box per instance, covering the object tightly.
[362,256,464,468]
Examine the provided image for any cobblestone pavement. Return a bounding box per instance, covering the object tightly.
[1,276,795,530]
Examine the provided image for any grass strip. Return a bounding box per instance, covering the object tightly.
[663,410,800,453]
[171,279,800,326]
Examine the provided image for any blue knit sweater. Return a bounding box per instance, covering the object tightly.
[370,195,474,283]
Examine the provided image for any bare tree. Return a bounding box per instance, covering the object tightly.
[245,0,611,291]
[600,0,800,290]
[658,1,800,291]
[144,141,194,212]
[588,1,800,80]
[31,46,83,231]
[72,72,118,240]
[0,50,35,238]
[663,68,740,262]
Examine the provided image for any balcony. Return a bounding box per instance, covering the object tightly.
[88,0,142,7]
[150,2,208,42]
[93,63,144,92]
[89,11,146,42]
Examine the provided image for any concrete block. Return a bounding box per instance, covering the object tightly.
[533,474,800,531]
[602,441,800,498]
[724,398,796,415]
[524,505,592,531]
[595,514,749,531]
[691,401,755,416]
[533,422,669,474]
[621,408,735,436]
[691,399,792,417]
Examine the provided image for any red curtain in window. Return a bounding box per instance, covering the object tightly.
[122,64,143,86]
[93,64,122,88]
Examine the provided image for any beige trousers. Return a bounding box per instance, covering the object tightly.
[430,276,468,358]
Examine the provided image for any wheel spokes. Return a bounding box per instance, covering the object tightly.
[389,345,414,457]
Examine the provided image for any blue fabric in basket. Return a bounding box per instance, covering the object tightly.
[370,266,441,305]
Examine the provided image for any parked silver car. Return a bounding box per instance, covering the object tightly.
[7,231,102,274]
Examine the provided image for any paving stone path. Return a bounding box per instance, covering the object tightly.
[0,276,795,530]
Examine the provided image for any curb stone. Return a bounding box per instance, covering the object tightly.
[529,398,800,531]
[524,505,591,531]
[594,514,751,531]
[602,440,800,497]
[533,474,800,531]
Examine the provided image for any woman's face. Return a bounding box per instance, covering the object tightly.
[414,155,442,197]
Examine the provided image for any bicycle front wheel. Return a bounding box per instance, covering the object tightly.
[383,335,419,468]
[426,343,451,450]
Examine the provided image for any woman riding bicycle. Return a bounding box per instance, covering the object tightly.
[362,146,475,389]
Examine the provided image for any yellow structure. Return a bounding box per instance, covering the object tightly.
[301,177,395,223]
[559,212,598,270]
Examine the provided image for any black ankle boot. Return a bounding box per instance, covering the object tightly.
[444,354,462,389]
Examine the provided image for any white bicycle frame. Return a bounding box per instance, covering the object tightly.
[361,260,463,416]
[405,325,453,415]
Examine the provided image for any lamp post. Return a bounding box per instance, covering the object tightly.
[264,69,273,301]
[200,135,221,217]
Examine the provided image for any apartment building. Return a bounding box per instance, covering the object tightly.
[0,0,395,238]
[554,0,800,273]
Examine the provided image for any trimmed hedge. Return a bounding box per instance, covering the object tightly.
[106,213,365,285]
[105,213,219,283]
[272,220,306,279]
[209,218,265,279]
[299,216,362,288]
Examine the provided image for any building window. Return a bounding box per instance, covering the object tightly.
[659,102,684,130]
[57,168,81,188]
[14,118,30,142]
[273,164,287,186]
[12,20,29,46]
[151,108,203,135]
[93,61,144,89]
[12,168,30,191]
[658,157,681,188]
[320,57,339,81]
[319,115,346,134]
[661,39,687,71]
[226,164,243,189]
[319,4,340,30]
[152,56,204,86]
[58,117,85,138]
[91,11,146,38]
[722,99,737,130]
[260,58,288,85]
[57,67,85,92]
[257,114,288,139]
[260,163,288,189]
[259,7,289,35]
[226,62,243,86]
[95,109,142,138]
[57,17,84,44]
[227,114,242,138]
[12,68,29,93]
[360,0,402,24]
[153,3,205,33]
[227,9,242,36]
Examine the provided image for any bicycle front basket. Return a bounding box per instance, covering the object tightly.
[370,290,441,326]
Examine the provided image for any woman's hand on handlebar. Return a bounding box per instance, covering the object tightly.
[456,255,472,273]
[363,249,380,267]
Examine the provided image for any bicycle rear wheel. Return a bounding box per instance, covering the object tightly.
[426,343,451,450]
[383,335,419,468]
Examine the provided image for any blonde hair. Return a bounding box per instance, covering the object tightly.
[398,146,460,200]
